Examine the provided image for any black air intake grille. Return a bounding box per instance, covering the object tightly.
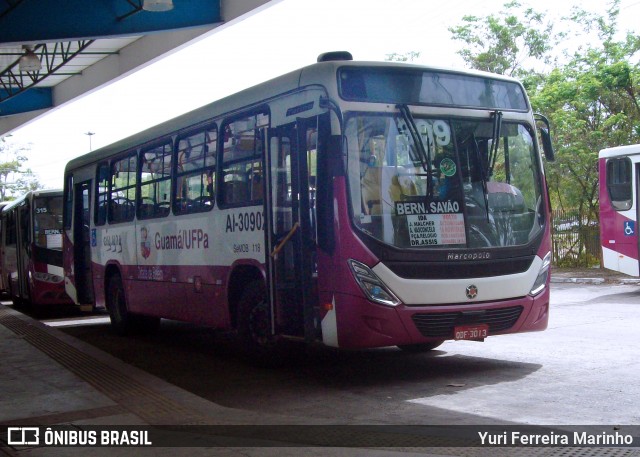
[411,306,524,338]
[386,257,534,280]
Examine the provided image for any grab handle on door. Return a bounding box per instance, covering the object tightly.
[270,222,300,259]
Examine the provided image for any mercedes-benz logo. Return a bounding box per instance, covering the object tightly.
[466,285,478,299]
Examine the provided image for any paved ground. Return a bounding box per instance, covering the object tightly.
[1,267,638,457]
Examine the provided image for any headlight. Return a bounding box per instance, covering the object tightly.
[348,259,401,306]
[33,272,64,284]
[530,252,551,296]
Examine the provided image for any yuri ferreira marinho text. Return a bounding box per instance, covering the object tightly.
[479,431,635,446]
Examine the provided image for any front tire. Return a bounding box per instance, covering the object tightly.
[237,280,283,363]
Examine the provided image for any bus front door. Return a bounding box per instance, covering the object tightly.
[73,181,94,305]
[16,202,30,303]
[265,120,318,342]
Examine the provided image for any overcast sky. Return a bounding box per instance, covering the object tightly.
[5,0,640,190]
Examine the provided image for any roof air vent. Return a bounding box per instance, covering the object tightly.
[317,51,353,62]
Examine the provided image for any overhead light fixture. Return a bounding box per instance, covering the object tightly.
[19,46,41,72]
[142,0,173,11]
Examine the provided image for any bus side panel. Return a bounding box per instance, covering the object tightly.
[91,262,106,309]
[599,157,639,276]
[181,265,230,327]
[30,259,73,306]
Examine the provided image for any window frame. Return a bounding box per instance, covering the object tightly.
[219,110,270,209]
[108,152,138,224]
[606,157,633,211]
[138,140,173,220]
[94,162,110,226]
[173,123,218,215]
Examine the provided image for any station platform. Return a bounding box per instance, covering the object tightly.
[0,303,468,457]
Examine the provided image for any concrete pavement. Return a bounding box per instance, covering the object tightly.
[1,267,635,456]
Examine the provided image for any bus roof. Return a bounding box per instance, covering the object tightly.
[64,56,526,172]
[599,144,640,159]
[1,189,63,214]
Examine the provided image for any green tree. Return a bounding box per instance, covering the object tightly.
[0,137,41,200]
[532,1,640,218]
[448,0,558,77]
[449,0,640,266]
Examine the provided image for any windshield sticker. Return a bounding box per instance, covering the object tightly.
[396,201,466,246]
[439,158,457,177]
[407,213,466,246]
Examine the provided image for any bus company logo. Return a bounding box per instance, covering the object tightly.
[154,228,209,251]
[8,427,39,445]
[140,226,151,259]
[466,284,478,299]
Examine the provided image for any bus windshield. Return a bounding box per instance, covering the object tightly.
[33,195,64,250]
[346,113,544,249]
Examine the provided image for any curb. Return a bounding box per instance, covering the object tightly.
[551,277,605,285]
[551,277,640,285]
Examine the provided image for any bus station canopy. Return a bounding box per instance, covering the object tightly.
[0,0,277,137]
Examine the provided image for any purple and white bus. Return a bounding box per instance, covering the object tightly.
[63,53,555,359]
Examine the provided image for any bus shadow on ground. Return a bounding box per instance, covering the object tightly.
[3,300,98,321]
[60,318,541,419]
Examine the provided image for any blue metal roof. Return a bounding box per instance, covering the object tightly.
[0,0,225,126]
[0,0,221,44]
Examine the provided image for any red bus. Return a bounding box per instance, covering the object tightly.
[599,144,640,276]
[1,190,72,308]
[63,53,555,358]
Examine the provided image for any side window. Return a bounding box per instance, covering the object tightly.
[109,154,137,223]
[607,157,632,211]
[174,126,217,214]
[140,142,172,219]
[221,112,269,206]
[95,163,109,226]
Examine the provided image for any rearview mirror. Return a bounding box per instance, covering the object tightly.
[535,114,555,162]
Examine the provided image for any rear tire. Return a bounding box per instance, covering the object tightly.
[397,340,445,352]
[107,274,159,335]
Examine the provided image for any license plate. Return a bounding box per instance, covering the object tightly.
[454,324,489,340]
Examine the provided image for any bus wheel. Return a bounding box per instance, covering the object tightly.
[237,280,281,361]
[107,274,132,335]
[107,274,160,336]
[397,340,445,352]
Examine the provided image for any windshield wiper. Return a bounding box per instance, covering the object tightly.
[487,110,503,177]
[472,133,491,223]
[397,104,432,198]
